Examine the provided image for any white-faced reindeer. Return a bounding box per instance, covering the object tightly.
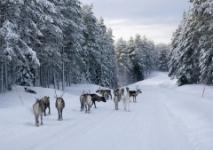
[55,91,65,121]
[80,93,93,113]
[122,87,130,112]
[129,89,142,103]
[113,87,130,111]
[33,99,44,127]
[41,96,51,116]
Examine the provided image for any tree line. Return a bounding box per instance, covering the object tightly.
[0,0,170,93]
[0,0,117,92]
[115,35,169,85]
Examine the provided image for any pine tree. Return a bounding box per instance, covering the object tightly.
[169,0,213,86]
[156,44,169,72]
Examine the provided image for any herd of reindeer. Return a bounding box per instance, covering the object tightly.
[30,87,142,127]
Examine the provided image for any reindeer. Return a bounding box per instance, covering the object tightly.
[33,99,44,127]
[25,87,37,94]
[113,88,123,110]
[55,91,65,121]
[41,96,51,116]
[80,93,93,113]
[129,89,142,103]
[121,87,130,112]
[96,88,112,100]
[90,94,106,108]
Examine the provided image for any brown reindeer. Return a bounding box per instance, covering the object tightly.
[41,96,51,116]
[113,88,124,110]
[113,88,122,110]
[96,89,112,100]
[33,99,44,127]
[55,91,65,121]
[129,89,142,103]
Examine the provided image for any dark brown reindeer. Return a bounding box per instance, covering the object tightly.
[33,99,44,127]
[25,87,37,94]
[55,91,65,121]
[90,94,106,108]
[96,88,112,100]
[41,96,51,116]
[129,89,142,103]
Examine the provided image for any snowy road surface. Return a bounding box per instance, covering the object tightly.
[0,72,213,150]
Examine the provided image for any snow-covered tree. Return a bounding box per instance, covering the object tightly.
[156,44,170,72]
[0,0,118,93]
[169,0,213,85]
[115,35,157,85]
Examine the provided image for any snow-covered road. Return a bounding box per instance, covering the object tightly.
[0,72,213,150]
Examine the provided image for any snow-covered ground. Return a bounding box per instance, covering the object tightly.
[0,72,213,150]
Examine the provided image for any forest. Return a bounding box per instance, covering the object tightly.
[0,0,169,93]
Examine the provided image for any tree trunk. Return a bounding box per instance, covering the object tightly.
[1,64,4,92]
[5,63,8,91]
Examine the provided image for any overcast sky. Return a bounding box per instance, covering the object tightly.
[80,0,190,44]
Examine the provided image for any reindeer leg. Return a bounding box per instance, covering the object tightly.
[128,100,130,112]
[35,115,39,127]
[59,111,61,120]
[93,101,97,109]
[40,114,43,125]
[48,106,51,115]
[59,110,62,120]
[123,99,127,111]
[61,109,63,120]
[81,103,84,111]
[58,110,60,120]
[115,101,118,110]
[88,106,90,113]
[44,108,47,116]
[85,105,87,113]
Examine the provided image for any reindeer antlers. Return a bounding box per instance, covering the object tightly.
[54,89,65,98]
[60,91,65,98]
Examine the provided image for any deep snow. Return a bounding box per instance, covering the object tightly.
[0,72,213,150]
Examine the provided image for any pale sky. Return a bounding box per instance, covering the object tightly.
[80,0,189,44]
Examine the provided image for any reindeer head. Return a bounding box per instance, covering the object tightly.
[35,98,45,110]
[136,89,142,94]
[47,96,50,100]
[126,87,130,92]
[101,97,107,102]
